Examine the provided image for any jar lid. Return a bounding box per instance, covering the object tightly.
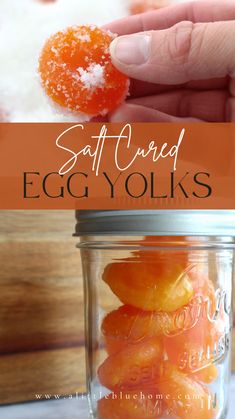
[74,210,235,236]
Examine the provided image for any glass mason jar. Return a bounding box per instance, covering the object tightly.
[75,210,235,419]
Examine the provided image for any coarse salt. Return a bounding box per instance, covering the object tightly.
[76,34,91,42]
[77,63,105,90]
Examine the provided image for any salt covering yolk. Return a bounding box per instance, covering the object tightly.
[39,26,130,117]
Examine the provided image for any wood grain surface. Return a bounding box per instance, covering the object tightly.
[0,210,234,404]
[0,347,86,404]
[0,211,82,355]
[0,211,85,404]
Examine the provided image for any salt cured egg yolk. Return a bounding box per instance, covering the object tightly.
[39,25,130,117]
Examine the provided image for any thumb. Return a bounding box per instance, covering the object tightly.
[110,21,235,84]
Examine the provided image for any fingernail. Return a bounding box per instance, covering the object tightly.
[110,34,151,65]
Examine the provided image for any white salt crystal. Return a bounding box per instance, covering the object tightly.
[51,46,59,56]
[77,64,105,90]
[76,34,91,42]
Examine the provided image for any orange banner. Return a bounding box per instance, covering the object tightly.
[0,123,235,209]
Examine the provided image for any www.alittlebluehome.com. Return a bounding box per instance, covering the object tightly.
[35,390,217,413]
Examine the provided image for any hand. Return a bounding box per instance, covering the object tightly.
[105,0,235,122]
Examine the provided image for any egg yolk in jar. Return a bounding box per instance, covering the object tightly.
[98,238,221,418]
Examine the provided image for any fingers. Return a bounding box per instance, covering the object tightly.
[109,103,201,123]
[128,89,229,121]
[228,79,235,121]
[129,79,181,98]
[104,0,235,36]
[129,77,228,98]
[110,20,235,84]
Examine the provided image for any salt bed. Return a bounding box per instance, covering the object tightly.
[0,0,128,122]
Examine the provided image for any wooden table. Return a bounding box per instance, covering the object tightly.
[0,211,86,404]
